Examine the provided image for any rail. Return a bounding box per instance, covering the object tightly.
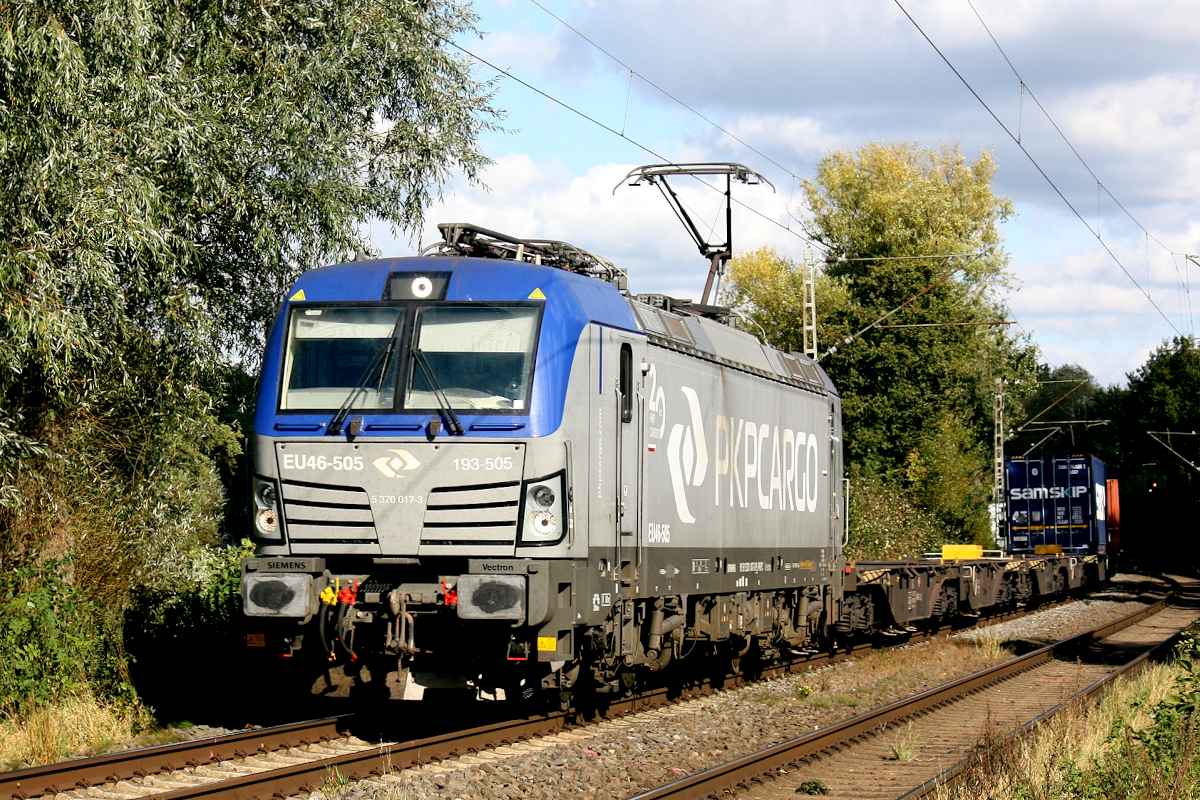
[0,592,1155,800]
[1,718,347,800]
[624,597,1181,800]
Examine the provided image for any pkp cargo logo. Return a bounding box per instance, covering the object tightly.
[374,449,421,478]
[667,386,707,524]
[644,363,666,440]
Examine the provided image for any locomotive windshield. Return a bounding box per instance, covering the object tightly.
[277,303,540,413]
[406,305,539,411]
[280,307,405,411]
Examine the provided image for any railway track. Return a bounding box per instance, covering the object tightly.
[626,590,1199,800]
[0,588,1173,800]
[0,624,906,800]
[0,718,350,800]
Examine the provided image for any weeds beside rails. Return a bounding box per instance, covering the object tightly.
[942,631,1200,799]
[0,692,155,771]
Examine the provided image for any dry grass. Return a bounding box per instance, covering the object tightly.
[939,661,1180,799]
[889,721,920,761]
[744,635,1013,721]
[0,692,155,770]
[973,633,1009,662]
[811,636,1009,703]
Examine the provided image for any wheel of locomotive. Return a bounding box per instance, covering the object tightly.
[727,634,752,677]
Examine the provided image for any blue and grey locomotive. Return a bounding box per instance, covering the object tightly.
[241,223,1105,701]
[242,223,844,699]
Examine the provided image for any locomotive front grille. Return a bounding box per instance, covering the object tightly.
[419,481,521,556]
[280,479,381,555]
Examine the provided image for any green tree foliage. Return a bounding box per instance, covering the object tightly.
[1116,337,1200,567]
[0,559,136,717]
[843,468,950,562]
[725,142,1038,551]
[0,0,498,705]
[1126,337,1200,433]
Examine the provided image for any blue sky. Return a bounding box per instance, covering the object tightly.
[373,0,1200,387]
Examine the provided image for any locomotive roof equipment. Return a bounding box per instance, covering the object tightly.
[616,163,774,305]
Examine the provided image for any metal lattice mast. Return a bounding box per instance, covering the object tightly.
[802,248,817,359]
[993,378,1005,540]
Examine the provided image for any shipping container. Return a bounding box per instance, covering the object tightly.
[1106,478,1121,551]
[1005,455,1108,555]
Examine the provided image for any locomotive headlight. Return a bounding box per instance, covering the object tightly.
[411,276,433,298]
[519,473,567,545]
[532,510,557,535]
[256,507,279,535]
[531,485,555,508]
[252,475,283,540]
[257,482,278,508]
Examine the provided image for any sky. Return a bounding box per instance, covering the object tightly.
[372,0,1200,388]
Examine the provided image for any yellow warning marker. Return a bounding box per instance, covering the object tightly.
[527,288,546,300]
[537,636,557,652]
[941,544,983,560]
[289,289,307,301]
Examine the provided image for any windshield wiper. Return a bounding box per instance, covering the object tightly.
[327,317,404,436]
[411,347,465,436]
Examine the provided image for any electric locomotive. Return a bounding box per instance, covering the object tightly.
[242,223,846,701]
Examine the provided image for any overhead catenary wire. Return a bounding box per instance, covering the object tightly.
[414,18,828,255]
[426,5,1190,354]
[416,16,1007,279]
[969,0,1200,338]
[520,4,1027,272]
[894,0,1182,337]
[965,0,1186,266]
[492,4,1190,359]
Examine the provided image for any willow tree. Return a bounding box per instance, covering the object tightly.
[726,142,1037,545]
[0,0,499,704]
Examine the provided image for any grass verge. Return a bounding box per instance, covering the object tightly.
[0,692,156,770]
[941,632,1200,798]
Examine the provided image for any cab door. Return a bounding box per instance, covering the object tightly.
[614,334,642,593]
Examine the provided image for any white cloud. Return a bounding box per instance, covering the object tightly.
[387,0,1200,387]
[1065,75,1200,149]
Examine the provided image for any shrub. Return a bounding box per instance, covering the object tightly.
[845,469,952,561]
[0,562,120,717]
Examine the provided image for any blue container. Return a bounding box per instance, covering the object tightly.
[1005,455,1108,554]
